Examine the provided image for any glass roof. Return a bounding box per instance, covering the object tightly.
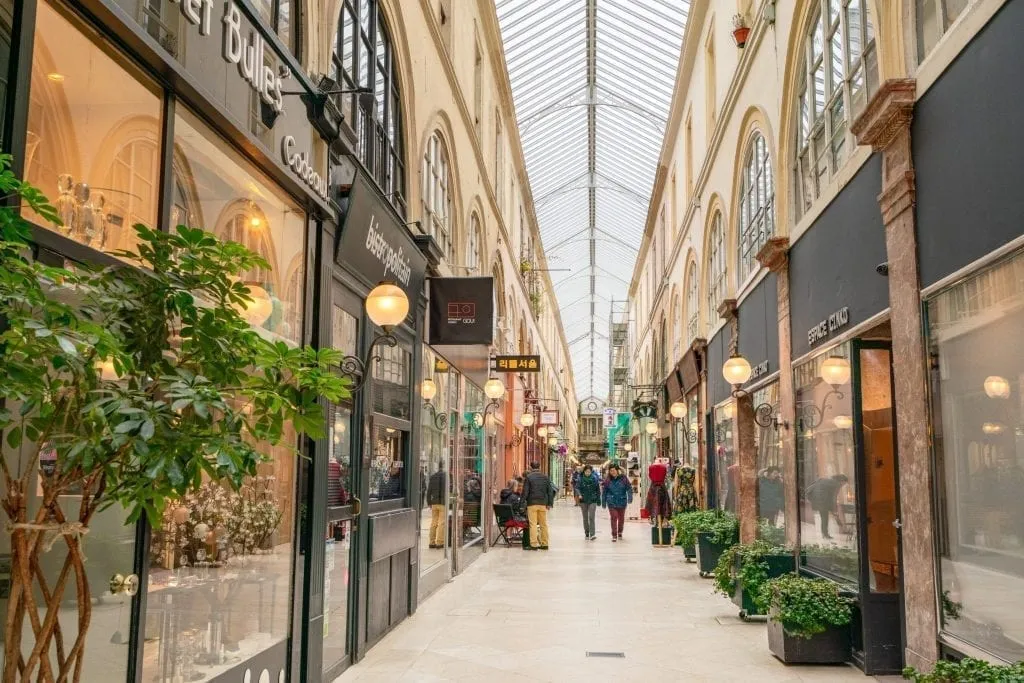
[496,0,689,399]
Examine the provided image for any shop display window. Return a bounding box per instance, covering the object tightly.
[372,342,411,419]
[172,107,306,345]
[419,351,452,575]
[753,382,785,541]
[795,343,859,586]
[712,401,735,511]
[26,0,162,254]
[460,383,486,547]
[928,247,1024,662]
[370,425,406,502]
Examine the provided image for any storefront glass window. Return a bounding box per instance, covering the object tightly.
[0,0,14,150]
[712,400,735,512]
[796,343,858,586]
[173,107,306,345]
[754,382,785,541]
[928,248,1024,662]
[26,0,162,254]
[371,425,405,502]
[685,393,700,467]
[460,383,485,547]
[420,351,451,575]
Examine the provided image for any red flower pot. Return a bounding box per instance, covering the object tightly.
[733,26,751,48]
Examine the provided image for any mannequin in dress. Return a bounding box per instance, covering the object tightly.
[646,457,673,546]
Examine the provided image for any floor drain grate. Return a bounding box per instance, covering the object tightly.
[586,651,625,658]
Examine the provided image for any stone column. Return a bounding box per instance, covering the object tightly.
[756,237,797,547]
[851,78,939,671]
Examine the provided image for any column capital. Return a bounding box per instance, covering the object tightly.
[717,298,737,322]
[755,236,790,273]
[852,78,916,150]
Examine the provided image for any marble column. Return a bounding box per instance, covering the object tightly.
[719,299,757,543]
[851,78,939,671]
[756,237,797,547]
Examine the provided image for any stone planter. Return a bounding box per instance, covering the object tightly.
[731,553,796,619]
[767,616,850,664]
[683,544,696,562]
[696,531,733,577]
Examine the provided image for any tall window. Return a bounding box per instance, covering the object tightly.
[685,111,694,200]
[706,213,726,321]
[421,132,452,259]
[333,0,406,215]
[794,0,877,215]
[495,113,504,210]
[705,26,717,137]
[467,214,482,274]
[255,0,297,54]
[738,133,775,282]
[686,260,699,342]
[917,0,970,61]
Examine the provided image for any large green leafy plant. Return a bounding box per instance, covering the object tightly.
[0,157,347,682]
[671,509,718,547]
[902,658,1024,682]
[764,574,852,638]
[713,539,789,611]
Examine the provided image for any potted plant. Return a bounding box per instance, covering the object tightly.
[902,658,1024,682]
[0,158,347,682]
[732,14,751,48]
[693,510,739,577]
[714,539,796,619]
[519,258,532,274]
[764,574,852,664]
[673,510,717,562]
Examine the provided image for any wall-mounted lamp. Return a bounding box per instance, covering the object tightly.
[796,355,851,430]
[421,378,448,430]
[339,282,408,392]
[985,375,1011,399]
[537,426,549,438]
[520,412,535,427]
[669,400,698,443]
[482,378,506,425]
[645,421,659,436]
[722,353,789,430]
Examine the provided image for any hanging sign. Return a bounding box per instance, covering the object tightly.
[428,277,494,345]
[539,410,560,426]
[632,402,657,419]
[602,408,616,428]
[807,306,850,347]
[493,355,540,372]
[434,358,450,373]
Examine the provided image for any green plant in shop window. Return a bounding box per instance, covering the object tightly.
[0,156,348,682]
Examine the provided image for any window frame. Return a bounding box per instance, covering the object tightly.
[794,0,877,216]
[706,212,726,321]
[466,213,482,275]
[332,0,407,216]
[421,132,452,260]
[737,133,776,283]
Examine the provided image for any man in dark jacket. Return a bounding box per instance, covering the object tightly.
[806,473,849,539]
[426,464,447,549]
[521,461,553,550]
[575,465,601,540]
[499,479,526,521]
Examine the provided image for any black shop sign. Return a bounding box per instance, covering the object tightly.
[337,172,427,301]
[428,277,495,345]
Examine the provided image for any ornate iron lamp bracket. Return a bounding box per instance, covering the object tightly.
[337,332,398,392]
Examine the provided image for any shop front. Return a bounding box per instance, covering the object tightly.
[788,154,900,674]
[0,1,337,681]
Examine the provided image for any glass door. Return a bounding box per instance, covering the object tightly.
[851,340,904,674]
[321,294,360,679]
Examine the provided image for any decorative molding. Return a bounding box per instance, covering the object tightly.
[755,236,790,273]
[851,78,917,151]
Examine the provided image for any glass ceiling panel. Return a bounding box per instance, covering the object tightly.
[496,0,688,398]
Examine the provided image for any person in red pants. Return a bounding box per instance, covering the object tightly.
[602,465,633,541]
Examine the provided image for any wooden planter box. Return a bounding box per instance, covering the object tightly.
[767,616,850,664]
[732,553,796,618]
[695,531,734,577]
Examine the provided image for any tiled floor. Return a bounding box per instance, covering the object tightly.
[335,502,876,682]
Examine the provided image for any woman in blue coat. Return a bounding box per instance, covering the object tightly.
[602,465,633,542]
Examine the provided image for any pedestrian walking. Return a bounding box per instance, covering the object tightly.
[602,464,633,542]
[426,463,447,549]
[521,461,554,550]
[575,465,601,540]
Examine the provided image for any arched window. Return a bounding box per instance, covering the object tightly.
[670,287,682,357]
[333,0,406,215]
[706,212,726,321]
[738,133,775,282]
[421,132,452,259]
[467,214,482,274]
[685,260,699,342]
[794,0,877,215]
[916,1,969,61]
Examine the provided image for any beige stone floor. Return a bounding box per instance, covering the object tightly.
[335,502,877,683]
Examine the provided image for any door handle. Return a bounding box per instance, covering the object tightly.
[351,496,361,516]
[892,519,902,529]
[109,573,139,596]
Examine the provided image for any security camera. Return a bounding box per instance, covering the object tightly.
[876,262,889,277]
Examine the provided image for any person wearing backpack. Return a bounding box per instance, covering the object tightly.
[575,464,601,540]
[602,465,633,542]
[521,461,553,550]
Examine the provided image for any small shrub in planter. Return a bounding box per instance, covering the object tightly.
[713,539,795,619]
[758,518,786,547]
[764,574,852,664]
[902,658,1024,682]
[672,510,714,561]
[692,511,738,577]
